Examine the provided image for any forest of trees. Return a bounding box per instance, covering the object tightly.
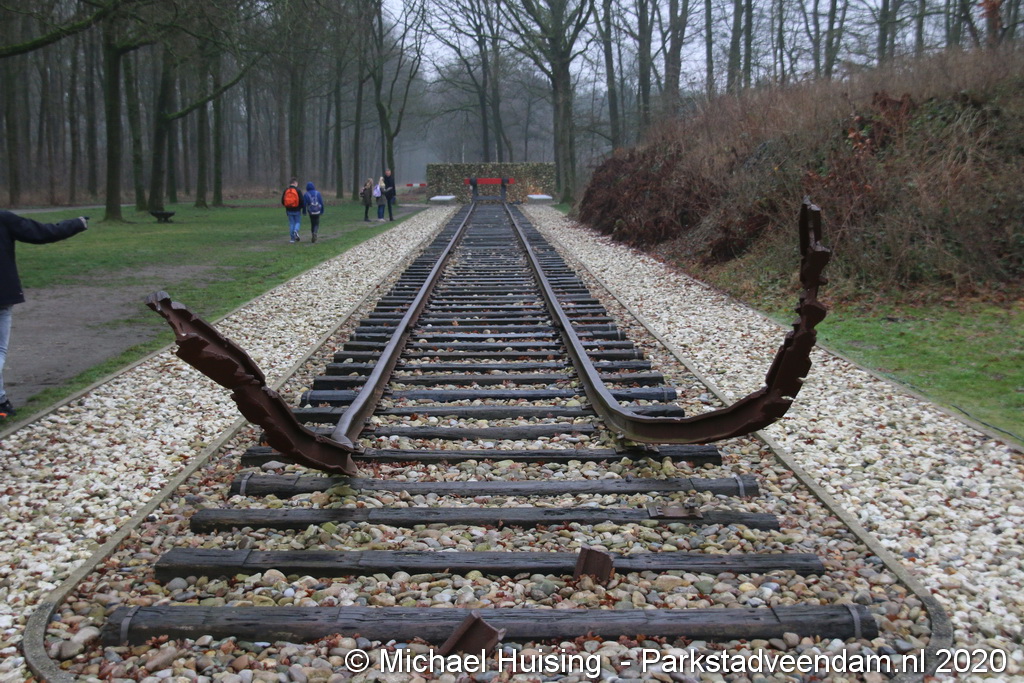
[0,0,1019,214]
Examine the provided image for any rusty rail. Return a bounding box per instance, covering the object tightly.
[507,197,831,444]
[145,292,359,475]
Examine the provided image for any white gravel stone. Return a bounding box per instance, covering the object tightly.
[523,204,1024,659]
[0,208,452,678]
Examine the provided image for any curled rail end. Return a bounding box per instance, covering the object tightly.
[147,292,358,476]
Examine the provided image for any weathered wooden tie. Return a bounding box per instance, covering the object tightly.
[189,507,779,532]
[240,445,722,467]
[102,604,877,646]
[154,548,823,581]
[228,474,760,498]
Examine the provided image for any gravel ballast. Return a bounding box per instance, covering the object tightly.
[523,206,1023,664]
[1,204,1019,681]
[0,208,453,680]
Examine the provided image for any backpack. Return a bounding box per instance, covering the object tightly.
[283,186,300,210]
[307,192,323,215]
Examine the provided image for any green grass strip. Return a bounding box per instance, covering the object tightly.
[11,200,418,419]
[818,302,1024,446]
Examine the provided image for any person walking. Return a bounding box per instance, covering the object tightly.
[360,178,374,222]
[374,177,386,222]
[1,211,89,420]
[383,168,396,221]
[281,178,304,243]
[303,182,325,243]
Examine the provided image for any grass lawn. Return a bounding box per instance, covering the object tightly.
[11,199,421,418]
[816,300,1024,446]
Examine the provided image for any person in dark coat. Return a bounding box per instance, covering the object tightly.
[0,211,89,419]
[383,168,396,221]
[303,181,325,243]
[360,178,374,221]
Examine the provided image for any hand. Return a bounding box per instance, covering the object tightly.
[79,216,90,228]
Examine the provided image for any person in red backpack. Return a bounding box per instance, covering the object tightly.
[281,178,304,243]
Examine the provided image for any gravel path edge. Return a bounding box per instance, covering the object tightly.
[0,211,426,444]
[534,212,955,681]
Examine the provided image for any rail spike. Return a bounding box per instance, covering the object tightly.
[146,292,359,476]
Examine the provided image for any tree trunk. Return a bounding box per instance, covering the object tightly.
[552,61,576,204]
[102,25,125,221]
[85,32,99,198]
[244,79,254,184]
[3,57,22,206]
[599,0,621,148]
[148,51,174,212]
[276,83,286,187]
[69,35,81,204]
[663,0,690,113]
[915,0,926,54]
[705,0,715,98]
[124,52,147,211]
[776,0,787,83]
[167,69,179,204]
[351,62,365,200]
[195,99,209,208]
[726,0,743,92]
[334,67,345,199]
[877,0,891,63]
[288,64,303,179]
[743,0,753,87]
[479,69,491,162]
[636,0,653,130]
[212,54,224,207]
[489,36,509,162]
[824,0,848,78]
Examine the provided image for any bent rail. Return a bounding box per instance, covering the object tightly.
[509,198,831,444]
[146,292,359,475]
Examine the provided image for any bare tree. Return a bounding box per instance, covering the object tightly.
[368,0,427,174]
[505,0,595,202]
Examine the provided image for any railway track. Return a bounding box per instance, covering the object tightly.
[44,201,932,679]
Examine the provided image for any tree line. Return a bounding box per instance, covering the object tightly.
[1,0,1019,215]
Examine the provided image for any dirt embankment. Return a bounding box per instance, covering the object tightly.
[577,49,1024,307]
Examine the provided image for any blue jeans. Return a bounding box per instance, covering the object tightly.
[377,204,385,219]
[287,211,301,240]
[0,305,12,403]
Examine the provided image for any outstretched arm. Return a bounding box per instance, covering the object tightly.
[1,211,87,245]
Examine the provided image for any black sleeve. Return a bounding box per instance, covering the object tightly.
[0,211,86,245]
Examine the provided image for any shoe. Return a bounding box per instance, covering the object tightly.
[312,234,318,243]
[0,400,16,419]
[296,236,301,241]
[289,239,297,243]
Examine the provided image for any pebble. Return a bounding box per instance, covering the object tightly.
[0,208,455,679]
[525,205,1024,655]
[6,205,1020,678]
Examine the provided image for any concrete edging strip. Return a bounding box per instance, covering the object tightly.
[536,215,953,681]
[21,211,451,681]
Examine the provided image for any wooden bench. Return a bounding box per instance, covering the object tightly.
[150,211,175,223]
